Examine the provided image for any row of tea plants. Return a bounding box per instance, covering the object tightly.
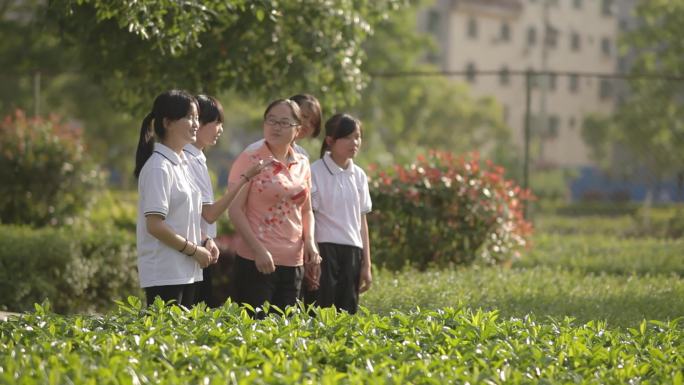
[1,299,681,384]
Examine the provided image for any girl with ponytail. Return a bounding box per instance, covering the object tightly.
[308,113,373,314]
[134,90,217,308]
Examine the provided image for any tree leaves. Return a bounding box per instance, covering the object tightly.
[48,0,408,112]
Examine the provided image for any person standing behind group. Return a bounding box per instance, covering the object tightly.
[134,90,217,307]
[183,95,263,306]
[244,94,322,157]
[228,99,320,316]
[309,114,372,314]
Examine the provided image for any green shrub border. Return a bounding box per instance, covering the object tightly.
[0,225,140,314]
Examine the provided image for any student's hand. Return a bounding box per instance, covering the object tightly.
[358,265,372,293]
[255,250,276,274]
[304,240,321,265]
[205,238,220,264]
[244,159,265,181]
[192,245,212,269]
[303,263,321,291]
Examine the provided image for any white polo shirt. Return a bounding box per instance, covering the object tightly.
[245,138,309,158]
[136,143,203,288]
[310,152,372,248]
[183,143,216,238]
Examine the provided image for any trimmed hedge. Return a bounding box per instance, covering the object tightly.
[0,225,140,314]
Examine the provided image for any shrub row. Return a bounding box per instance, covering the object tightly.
[1,300,681,384]
[0,225,140,314]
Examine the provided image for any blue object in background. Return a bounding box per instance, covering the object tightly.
[570,167,684,202]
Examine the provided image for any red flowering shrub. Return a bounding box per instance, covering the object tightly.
[0,110,104,226]
[368,150,533,269]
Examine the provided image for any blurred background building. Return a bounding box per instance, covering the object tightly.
[419,0,624,168]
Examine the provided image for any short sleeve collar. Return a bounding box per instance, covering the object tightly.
[322,152,353,175]
[183,143,206,163]
[153,142,183,165]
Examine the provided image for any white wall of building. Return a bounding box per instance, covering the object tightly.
[423,0,620,167]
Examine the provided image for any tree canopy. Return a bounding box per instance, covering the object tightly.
[49,0,407,111]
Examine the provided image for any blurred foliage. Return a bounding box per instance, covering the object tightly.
[48,0,409,111]
[529,168,576,201]
[0,224,140,314]
[1,1,510,185]
[583,1,684,181]
[0,1,138,184]
[368,151,533,269]
[350,0,512,169]
[0,110,105,226]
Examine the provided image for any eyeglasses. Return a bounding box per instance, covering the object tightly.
[265,117,299,129]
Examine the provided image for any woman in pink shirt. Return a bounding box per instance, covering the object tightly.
[228,99,320,316]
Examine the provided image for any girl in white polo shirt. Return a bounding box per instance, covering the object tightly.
[183,95,263,306]
[133,90,215,307]
[310,114,372,314]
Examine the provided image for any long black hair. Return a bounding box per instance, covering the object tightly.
[134,90,197,178]
[196,94,224,125]
[320,113,362,158]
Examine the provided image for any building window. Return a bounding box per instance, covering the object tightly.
[467,17,478,39]
[618,57,629,73]
[499,66,510,86]
[548,73,557,91]
[527,26,537,45]
[427,10,440,34]
[571,32,581,51]
[569,73,579,93]
[619,19,628,31]
[601,0,613,16]
[548,115,560,138]
[599,79,613,99]
[527,67,539,88]
[569,116,576,129]
[466,62,477,83]
[601,37,611,55]
[573,0,582,9]
[500,22,511,42]
[545,26,558,48]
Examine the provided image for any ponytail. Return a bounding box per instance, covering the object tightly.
[133,112,155,179]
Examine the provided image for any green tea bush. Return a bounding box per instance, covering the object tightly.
[0,225,140,314]
[1,300,681,384]
[368,151,533,269]
[0,110,105,226]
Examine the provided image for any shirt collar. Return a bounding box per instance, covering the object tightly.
[183,143,206,162]
[154,142,183,165]
[322,152,353,175]
[257,141,301,167]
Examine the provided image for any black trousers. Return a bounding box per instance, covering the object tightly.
[316,242,363,314]
[194,267,214,306]
[145,283,197,308]
[233,255,303,316]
